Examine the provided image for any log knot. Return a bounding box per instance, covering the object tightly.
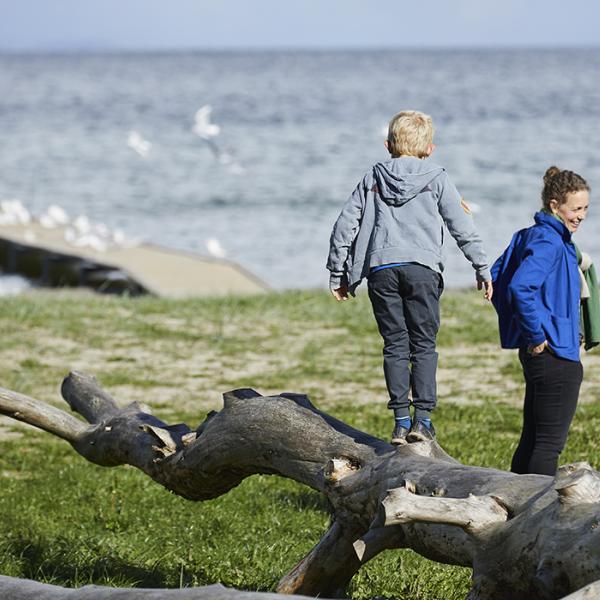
[324,457,360,484]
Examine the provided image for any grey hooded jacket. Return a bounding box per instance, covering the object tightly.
[327,156,491,292]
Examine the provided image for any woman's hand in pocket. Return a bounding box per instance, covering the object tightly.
[529,340,549,355]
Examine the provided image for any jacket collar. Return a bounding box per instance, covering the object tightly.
[534,211,572,242]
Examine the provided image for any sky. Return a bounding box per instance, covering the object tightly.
[0,0,599,52]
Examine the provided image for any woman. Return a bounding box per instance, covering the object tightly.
[491,166,593,476]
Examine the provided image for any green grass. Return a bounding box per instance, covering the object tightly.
[0,289,599,599]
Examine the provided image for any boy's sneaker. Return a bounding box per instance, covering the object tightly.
[391,423,410,445]
[407,420,436,443]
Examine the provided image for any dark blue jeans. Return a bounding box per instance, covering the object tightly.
[367,264,443,420]
[511,347,583,476]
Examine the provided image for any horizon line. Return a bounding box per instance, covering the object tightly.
[1,43,600,58]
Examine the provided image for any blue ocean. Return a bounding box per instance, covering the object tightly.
[1,48,599,291]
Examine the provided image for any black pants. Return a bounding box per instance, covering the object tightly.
[367,264,443,420]
[511,347,583,476]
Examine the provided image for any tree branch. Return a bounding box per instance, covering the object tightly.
[383,486,508,533]
[0,387,86,442]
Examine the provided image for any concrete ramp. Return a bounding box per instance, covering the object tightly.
[0,222,268,298]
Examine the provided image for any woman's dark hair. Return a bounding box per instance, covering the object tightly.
[542,166,590,210]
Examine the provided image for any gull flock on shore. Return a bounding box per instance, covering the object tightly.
[0,199,228,260]
[0,199,139,253]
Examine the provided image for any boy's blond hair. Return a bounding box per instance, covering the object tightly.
[387,110,434,158]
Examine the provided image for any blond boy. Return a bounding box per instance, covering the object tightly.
[327,111,492,444]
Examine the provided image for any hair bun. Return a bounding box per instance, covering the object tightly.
[544,166,561,184]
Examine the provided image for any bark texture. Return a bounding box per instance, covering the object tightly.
[1,372,600,600]
[0,576,325,599]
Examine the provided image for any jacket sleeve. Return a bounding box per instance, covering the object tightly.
[326,177,367,289]
[508,236,560,346]
[437,172,491,282]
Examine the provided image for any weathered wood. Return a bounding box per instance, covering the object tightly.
[561,580,600,599]
[382,486,508,532]
[0,387,86,441]
[0,576,327,599]
[1,372,600,600]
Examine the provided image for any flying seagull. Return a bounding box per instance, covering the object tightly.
[127,130,152,158]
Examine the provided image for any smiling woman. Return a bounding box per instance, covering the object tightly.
[544,167,590,233]
[491,166,597,476]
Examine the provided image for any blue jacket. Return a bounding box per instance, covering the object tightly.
[326,157,490,293]
[491,211,581,361]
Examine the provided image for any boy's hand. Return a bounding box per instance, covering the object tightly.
[331,286,349,301]
[477,280,493,301]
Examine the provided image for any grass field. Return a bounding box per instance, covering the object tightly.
[1,289,599,599]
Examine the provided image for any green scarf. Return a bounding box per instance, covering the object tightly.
[575,244,600,351]
[542,208,600,350]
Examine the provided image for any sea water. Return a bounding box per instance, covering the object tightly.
[1,48,599,291]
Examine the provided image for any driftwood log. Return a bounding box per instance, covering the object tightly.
[0,576,329,600]
[0,371,599,600]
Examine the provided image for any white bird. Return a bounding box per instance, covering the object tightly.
[110,228,140,248]
[205,238,226,259]
[191,105,245,174]
[0,201,16,225]
[40,214,58,228]
[0,199,31,225]
[39,204,69,228]
[73,215,91,234]
[127,130,152,158]
[46,204,69,225]
[192,105,220,140]
[93,222,110,238]
[112,229,126,245]
[14,202,31,224]
[64,227,78,244]
[71,234,107,253]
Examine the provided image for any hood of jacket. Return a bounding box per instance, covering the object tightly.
[372,157,445,207]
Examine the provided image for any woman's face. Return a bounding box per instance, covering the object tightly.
[551,189,590,233]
